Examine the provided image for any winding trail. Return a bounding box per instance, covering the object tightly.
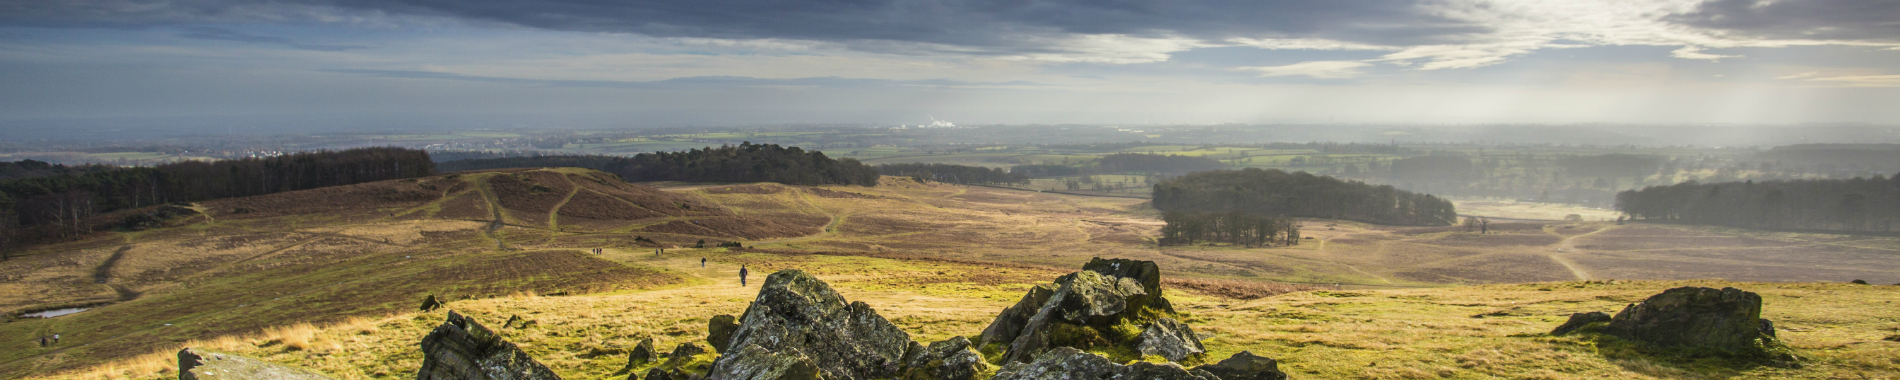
[1544,225,1618,281]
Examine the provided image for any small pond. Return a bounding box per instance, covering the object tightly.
[22,308,87,318]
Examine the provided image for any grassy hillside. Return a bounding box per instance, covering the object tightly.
[5,168,1897,379]
[47,252,1900,379]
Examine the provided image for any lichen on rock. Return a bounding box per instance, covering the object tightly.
[1602,286,1774,354]
[706,269,913,380]
[982,257,1183,364]
[416,310,562,380]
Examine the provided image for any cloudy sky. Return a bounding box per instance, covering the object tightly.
[2,0,1897,128]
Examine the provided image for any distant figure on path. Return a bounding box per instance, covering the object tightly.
[38,336,46,347]
[740,265,749,286]
[701,257,707,267]
[52,334,59,344]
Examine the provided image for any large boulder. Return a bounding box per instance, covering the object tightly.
[1136,318,1206,363]
[1550,311,1612,336]
[707,345,822,380]
[900,336,988,380]
[983,258,1180,364]
[976,284,1056,350]
[706,269,913,380]
[662,342,711,371]
[178,348,333,380]
[991,347,1217,380]
[417,311,563,380]
[1603,287,1771,353]
[708,314,739,353]
[1191,351,1289,380]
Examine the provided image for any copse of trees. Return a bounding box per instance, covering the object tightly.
[1159,210,1299,247]
[0,160,119,181]
[0,147,435,246]
[1616,174,1900,232]
[876,163,1027,185]
[438,142,879,186]
[1154,168,1458,226]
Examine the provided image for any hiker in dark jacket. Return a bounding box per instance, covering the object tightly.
[740,265,749,286]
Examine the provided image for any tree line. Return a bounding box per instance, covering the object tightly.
[1616,174,1900,232]
[1159,210,1299,247]
[875,163,1028,185]
[0,147,436,250]
[1153,168,1457,227]
[438,142,879,186]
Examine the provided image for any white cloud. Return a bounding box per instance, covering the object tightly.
[1670,46,1740,61]
[1809,75,1900,87]
[1237,61,1372,79]
[1776,71,1819,80]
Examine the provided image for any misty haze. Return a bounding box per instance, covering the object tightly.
[2,1,1898,379]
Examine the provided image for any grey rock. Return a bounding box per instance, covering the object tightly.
[417,310,563,380]
[1191,351,1289,380]
[707,269,912,380]
[1136,318,1205,363]
[642,367,688,380]
[707,345,821,380]
[628,338,657,367]
[708,314,739,354]
[991,347,1216,380]
[901,336,988,380]
[663,342,708,369]
[1603,286,1770,353]
[995,258,1180,364]
[1550,311,1613,336]
[977,284,1055,350]
[178,348,333,380]
[1759,318,1776,338]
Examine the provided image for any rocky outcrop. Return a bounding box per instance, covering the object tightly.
[1191,351,1289,380]
[627,338,657,367]
[706,269,913,380]
[991,347,1217,380]
[900,336,988,380]
[420,294,443,312]
[1137,318,1206,363]
[178,348,333,380]
[1602,287,1771,353]
[982,257,1181,364]
[1550,311,1613,336]
[708,314,739,353]
[417,311,562,380]
[976,284,1054,350]
[707,345,822,380]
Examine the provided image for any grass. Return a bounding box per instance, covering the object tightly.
[9,170,1900,379]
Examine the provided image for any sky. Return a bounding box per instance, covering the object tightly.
[2,0,1898,128]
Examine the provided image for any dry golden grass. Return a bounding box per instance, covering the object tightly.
[11,172,1900,379]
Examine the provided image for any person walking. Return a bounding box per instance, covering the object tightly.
[38,336,46,347]
[52,334,59,345]
[701,257,707,268]
[739,265,749,286]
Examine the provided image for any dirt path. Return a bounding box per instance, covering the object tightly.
[545,175,583,234]
[1544,225,1618,281]
[751,190,842,246]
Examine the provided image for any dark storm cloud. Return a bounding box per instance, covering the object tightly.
[3,0,1488,50]
[180,27,366,51]
[1670,0,1900,42]
[323,69,1040,88]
